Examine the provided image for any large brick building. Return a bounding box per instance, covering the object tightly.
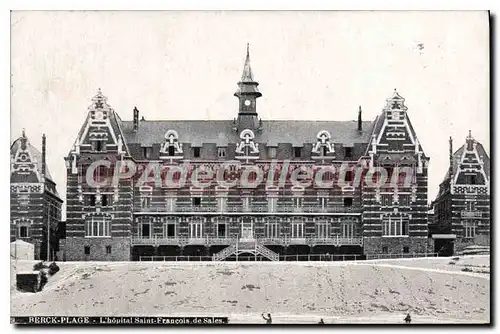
[62,47,431,261]
[10,131,63,260]
[430,132,490,255]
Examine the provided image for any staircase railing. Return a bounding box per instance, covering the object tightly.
[212,243,237,261]
[255,243,279,261]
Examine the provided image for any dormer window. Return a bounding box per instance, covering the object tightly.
[344,147,352,158]
[160,130,183,157]
[142,147,152,159]
[92,140,105,152]
[312,130,335,156]
[294,147,302,158]
[218,147,227,158]
[235,129,259,156]
[193,147,201,158]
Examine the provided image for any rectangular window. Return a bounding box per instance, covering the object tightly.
[316,222,330,238]
[266,223,280,238]
[140,195,151,209]
[321,146,327,156]
[268,197,277,212]
[106,246,112,254]
[399,195,410,207]
[193,197,201,206]
[85,217,111,237]
[268,147,277,159]
[19,226,29,238]
[87,194,96,206]
[382,216,409,236]
[464,221,476,238]
[466,174,477,185]
[291,222,305,238]
[341,222,355,238]
[165,223,176,238]
[193,147,201,158]
[190,222,203,238]
[345,171,354,182]
[217,223,227,238]
[381,195,392,206]
[102,194,109,207]
[143,147,152,159]
[344,147,353,159]
[293,197,303,208]
[84,246,90,255]
[294,147,302,158]
[320,197,328,209]
[382,246,388,254]
[218,147,227,158]
[92,140,105,152]
[140,223,151,238]
[403,246,409,254]
[343,197,353,207]
[465,201,475,211]
[168,146,175,156]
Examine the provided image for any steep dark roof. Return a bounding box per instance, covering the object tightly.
[120,119,375,147]
[10,138,54,182]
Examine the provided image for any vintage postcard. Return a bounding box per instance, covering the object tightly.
[10,10,490,325]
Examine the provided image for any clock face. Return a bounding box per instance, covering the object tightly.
[244,99,251,106]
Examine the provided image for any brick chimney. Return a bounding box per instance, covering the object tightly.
[133,107,139,132]
[357,106,362,132]
[42,133,46,178]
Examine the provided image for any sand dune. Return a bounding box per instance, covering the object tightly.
[10,256,490,324]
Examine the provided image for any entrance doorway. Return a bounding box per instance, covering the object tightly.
[240,221,254,240]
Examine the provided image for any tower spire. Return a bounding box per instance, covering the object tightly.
[449,136,453,179]
[241,43,254,82]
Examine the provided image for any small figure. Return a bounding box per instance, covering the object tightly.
[262,313,272,324]
[404,313,411,324]
[318,318,325,324]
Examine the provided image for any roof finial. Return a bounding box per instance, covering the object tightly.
[468,129,472,138]
[97,87,102,95]
[247,42,250,58]
[22,128,26,138]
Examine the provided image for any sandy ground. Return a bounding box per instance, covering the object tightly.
[10,256,490,324]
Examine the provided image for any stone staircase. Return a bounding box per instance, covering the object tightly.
[212,239,279,261]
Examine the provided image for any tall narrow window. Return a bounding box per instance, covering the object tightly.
[190,221,203,238]
[168,146,175,156]
[344,147,353,159]
[291,222,305,238]
[268,147,277,159]
[316,222,330,238]
[216,223,227,238]
[343,197,353,207]
[218,147,227,158]
[341,222,355,238]
[294,147,302,158]
[193,197,201,206]
[19,225,29,238]
[464,221,476,238]
[106,246,112,254]
[266,222,280,238]
[165,223,176,238]
[143,147,152,159]
[293,197,303,208]
[193,147,201,158]
[84,246,90,255]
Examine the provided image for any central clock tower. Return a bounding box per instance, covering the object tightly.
[234,44,262,116]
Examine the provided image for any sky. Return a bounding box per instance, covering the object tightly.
[10,11,490,217]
